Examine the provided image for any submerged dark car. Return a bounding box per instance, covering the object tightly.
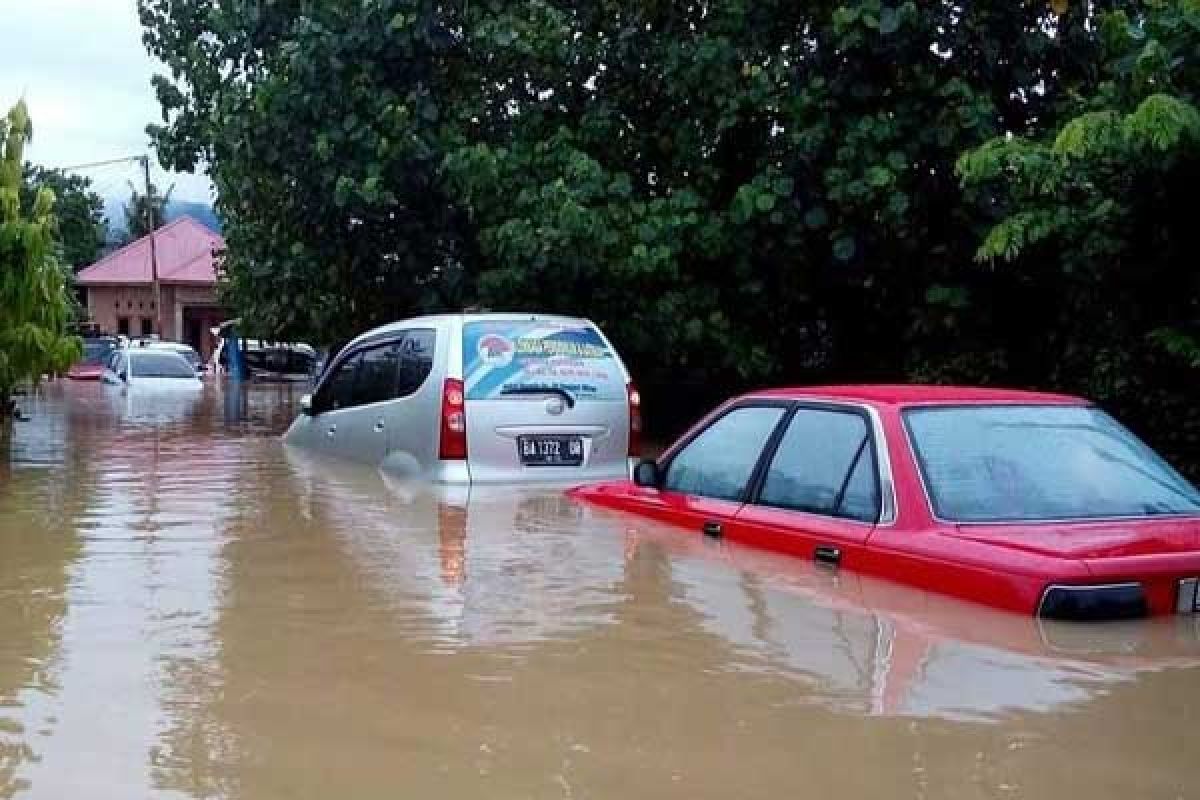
[211,339,317,382]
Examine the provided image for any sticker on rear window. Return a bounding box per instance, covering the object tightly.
[463,321,624,402]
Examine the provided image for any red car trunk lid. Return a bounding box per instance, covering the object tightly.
[951,518,1200,559]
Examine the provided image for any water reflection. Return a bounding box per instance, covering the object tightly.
[2,382,1200,798]
[1,387,88,795]
[286,449,629,650]
[649,530,1200,720]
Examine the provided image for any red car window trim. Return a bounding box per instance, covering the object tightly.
[745,402,884,525]
[656,400,794,502]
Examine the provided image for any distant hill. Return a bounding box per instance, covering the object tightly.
[167,201,222,233]
[103,197,222,240]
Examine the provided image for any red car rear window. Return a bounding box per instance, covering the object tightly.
[904,405,1200,522]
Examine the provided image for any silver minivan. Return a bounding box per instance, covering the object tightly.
[284,313,641,483]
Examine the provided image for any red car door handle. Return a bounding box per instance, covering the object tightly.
[702,521,723,538]
[814,545,841,566]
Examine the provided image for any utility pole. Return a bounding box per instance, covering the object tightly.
[58,153,164,337]
[141,155,163,337]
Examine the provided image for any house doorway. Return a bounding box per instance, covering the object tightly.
[181,306,226,363]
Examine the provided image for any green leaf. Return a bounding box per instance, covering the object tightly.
[866,166,893,187]
[880,7,900,35]
[805,207,829,229]
[833,235,857,261]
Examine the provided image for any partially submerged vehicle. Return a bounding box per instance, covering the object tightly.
[285,313,640,484]
[128,338,206,375]
[66,336,118,380]
[570,386,1200,620]
[210,338,316,382]
[101,347,204,391]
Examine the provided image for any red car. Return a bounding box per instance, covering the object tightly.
[570,386,1200,620]
[66,336,118,380]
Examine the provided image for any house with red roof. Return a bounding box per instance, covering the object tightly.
[75,216,227,360]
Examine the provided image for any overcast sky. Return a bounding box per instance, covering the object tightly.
[0,0,213,205]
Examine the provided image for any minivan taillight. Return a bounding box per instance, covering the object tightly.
[627,382,642,458]
[439,378,467,460]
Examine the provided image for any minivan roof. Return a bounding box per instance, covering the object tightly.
[347,312,597,347]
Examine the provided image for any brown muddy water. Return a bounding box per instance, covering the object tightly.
[1,380,1199,799]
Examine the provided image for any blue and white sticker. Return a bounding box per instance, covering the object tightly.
[462,321,623,402]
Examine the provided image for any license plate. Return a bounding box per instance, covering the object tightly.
[518,435,584,467]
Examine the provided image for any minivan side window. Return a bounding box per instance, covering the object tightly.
[352,342,402,407]
[396,329,435,397]
[758,408,880,523]
[662,406,787,502]
[320,352,362,411]
[315,332,436,413]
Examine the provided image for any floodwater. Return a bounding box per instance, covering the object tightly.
[2,382,1199,799]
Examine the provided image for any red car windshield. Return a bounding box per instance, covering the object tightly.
[904,405,1200,522]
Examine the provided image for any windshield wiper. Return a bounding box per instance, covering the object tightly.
[500,386,576,409]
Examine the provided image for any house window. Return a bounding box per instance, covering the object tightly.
[117,317,131,336]
[141,318,154,336]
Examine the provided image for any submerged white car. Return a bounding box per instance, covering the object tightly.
[102,348,204,390]
[284,313,641,484]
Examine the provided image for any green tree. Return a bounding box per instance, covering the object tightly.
[122,179,173,242]
[142,1,1099,365]
[444,1,1115,401]
[0,100,82,417]
[958,0,1200,474]
[142,0,1200,475]
[21,165,106,269]
[139,0,471,343]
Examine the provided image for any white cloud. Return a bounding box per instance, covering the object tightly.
[0,0,214,205]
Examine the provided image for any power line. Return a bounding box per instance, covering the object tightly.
[57,154,147,172]
[57,153,164,336]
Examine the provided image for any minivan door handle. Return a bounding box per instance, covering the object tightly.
[326,424,337,438]
[702,520,723,539]
[374,420,385,433]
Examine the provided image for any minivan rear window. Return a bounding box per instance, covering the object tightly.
[463,320,625,402]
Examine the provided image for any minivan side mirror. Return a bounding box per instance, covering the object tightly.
[633,459,660,488]
[299,393,314,415]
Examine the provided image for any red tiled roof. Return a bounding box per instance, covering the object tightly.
[76,216,224,286]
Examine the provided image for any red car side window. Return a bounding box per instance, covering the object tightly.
[757,408,880,522]
[662,406,786,502]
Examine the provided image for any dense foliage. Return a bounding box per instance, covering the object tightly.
[142,0,1198,473]
[21,165,106,270]
[0,101,83,416]
[957,0,1200,475]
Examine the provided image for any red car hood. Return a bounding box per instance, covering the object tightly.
[67,364,104,380]
[951,518,1200,561]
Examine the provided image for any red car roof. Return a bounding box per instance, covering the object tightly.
[744,384,1086,406]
